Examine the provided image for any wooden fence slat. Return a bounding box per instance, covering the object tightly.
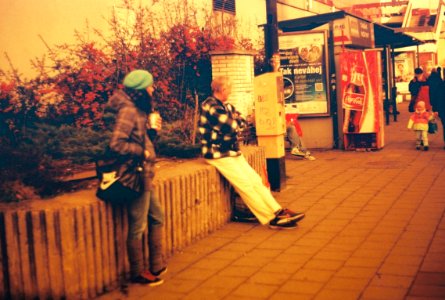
[75,207,89,300]
[59,208,78,298]
[164,180,172,255]
[84,204,97,298]
[31,211,50,299]
[0,213,7,300]
[45,211,64,298]
[3,212,21,299]
[18,211,35,298]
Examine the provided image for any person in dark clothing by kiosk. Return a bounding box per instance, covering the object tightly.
[429,68,445,149]
[409,68,431,112]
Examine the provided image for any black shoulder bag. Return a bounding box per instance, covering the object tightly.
[95,156,144,205]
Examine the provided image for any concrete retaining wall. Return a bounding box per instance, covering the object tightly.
[0,146,265,299]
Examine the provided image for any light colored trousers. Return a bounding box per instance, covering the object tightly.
[415,130,429,147]
[206,155,282,224]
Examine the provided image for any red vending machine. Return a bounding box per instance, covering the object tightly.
[340,50,384,150]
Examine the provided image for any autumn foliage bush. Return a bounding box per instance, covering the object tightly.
[0,0,262,201]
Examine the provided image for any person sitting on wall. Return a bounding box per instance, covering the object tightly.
[198,76,305,229]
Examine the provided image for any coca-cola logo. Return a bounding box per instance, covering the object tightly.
[343,92,364,110]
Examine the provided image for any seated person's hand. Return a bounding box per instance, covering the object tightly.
[155,116,162,130]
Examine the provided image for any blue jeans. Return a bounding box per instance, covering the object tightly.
[127,191,164,240]
[287,124,306,151]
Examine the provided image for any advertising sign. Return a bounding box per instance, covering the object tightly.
[401,1,445,41]
[333,15,375,48]
[395,52,415,83]
[278,31,329,116]
[340,50,382,135]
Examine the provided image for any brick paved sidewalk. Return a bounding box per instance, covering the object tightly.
[98,102,445,300]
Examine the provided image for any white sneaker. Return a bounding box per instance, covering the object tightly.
[304,154,316,161]
[291,147,306,157]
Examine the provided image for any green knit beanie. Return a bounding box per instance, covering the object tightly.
[123,70,154,90]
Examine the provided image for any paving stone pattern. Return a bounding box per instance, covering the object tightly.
[98,102,445,300]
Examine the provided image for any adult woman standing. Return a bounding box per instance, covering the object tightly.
[107,69,167,285]
[430,68,445,149]
[409,68,431,112]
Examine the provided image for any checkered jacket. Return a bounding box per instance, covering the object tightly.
[107,90,156,189]
[198,96,244,159]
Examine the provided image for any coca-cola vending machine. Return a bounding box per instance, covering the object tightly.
[340,50,384,150]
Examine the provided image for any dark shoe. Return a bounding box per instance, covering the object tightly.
[148,224,167,279]
[416,146,421,150]
[274,208,305,225]
[131,271,164,286]
[152,267,168,277]
[232,210,258,223]
[424,146,429,151]
[269,219,297,229]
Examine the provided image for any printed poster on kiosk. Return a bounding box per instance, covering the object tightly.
[278,31,329,116]
[340,50,384,148]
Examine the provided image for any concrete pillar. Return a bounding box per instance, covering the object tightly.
[210,50,256,117]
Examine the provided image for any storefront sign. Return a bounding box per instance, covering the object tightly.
[333,15,375,48]
[278,31,329,116]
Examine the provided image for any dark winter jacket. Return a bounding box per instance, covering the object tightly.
[409,77,431,110]
[409,77,428,97]
[427,72,445,117]
[107,89,156,189]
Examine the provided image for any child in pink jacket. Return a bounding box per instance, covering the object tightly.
[407,101,434,151]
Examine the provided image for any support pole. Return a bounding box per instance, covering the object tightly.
[265,0,279,69]
[261,0,286,191]
[390,46,398,122]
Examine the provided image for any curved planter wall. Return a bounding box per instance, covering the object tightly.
[0,146,265,299]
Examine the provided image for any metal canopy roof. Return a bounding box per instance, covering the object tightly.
[277,11,424,49]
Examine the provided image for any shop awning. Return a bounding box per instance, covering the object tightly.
[277,11,423,49]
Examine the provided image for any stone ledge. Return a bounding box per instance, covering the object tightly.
[0,146,265,299]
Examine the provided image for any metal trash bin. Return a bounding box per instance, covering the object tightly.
[231,189,257,223]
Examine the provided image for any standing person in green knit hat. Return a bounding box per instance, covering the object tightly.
[107,69,167,285]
